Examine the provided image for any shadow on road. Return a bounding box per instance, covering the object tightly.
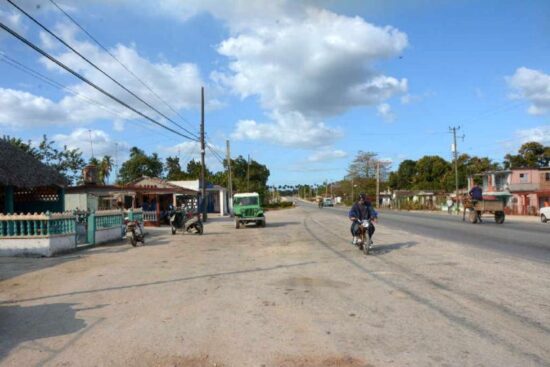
[0,303,87,361]
[369,241,418,255]
[1,261,317,305]
[267,221,301,228]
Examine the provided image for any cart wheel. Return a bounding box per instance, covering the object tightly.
[468,209,478,224]
[495,211,505,224]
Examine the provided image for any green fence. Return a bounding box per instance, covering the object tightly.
[0,212,75,238]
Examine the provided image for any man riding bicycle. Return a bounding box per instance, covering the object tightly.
[349,193,377,246]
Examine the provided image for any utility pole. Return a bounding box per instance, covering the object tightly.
[200,87,207,222]
[449,126,464,214]
[351,178,354,203]
[376,161,380,208]
[247,154,250,192]
[226,140,233,212]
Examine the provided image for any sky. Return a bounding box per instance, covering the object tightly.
[0,0,549,186]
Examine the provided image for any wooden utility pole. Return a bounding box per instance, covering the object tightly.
[376,161,380,208]
[200,87,207,222]
[246,154,250,192]
[226,140,232,208]
[351,178,355,203]
[449,126,464,214]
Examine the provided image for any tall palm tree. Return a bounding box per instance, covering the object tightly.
[99,155,114,184]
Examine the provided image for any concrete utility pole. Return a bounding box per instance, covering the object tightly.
[449,126,464,214]
[226,140,232,212]
[376,161,380,208]
[200,86,207,222]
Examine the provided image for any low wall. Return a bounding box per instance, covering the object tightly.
[0,234,75,257]
[95,226,123,244]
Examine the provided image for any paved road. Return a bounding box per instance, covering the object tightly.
[1,206,549,366]
[304,201,550,264]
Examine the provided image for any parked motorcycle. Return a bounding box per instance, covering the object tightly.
[124,218,145,246]
[170,209,203,235]
[355,219,373,255]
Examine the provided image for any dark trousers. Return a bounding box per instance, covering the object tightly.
[351,221,375,237]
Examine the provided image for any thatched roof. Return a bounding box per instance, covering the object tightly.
[0,140,67,188]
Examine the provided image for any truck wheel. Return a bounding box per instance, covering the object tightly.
[235,220,240,229]
[495,211,505,224]
[260,219,266,227]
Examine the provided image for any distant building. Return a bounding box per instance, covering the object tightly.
[169,180,229,215]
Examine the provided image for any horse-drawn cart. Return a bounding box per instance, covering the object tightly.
[462,197,507,224]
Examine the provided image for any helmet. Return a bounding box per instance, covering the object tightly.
[359,193,367,201]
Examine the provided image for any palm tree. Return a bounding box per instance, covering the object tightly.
[99,155,114,184]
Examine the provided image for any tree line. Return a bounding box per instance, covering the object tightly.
[283,141,549,204]
[3,136,270,201]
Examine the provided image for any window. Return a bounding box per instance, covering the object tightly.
[234,197,258,206]
[519,173,529,183]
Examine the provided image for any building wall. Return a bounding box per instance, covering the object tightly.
[0,235,75,257]
[65,193,89,211]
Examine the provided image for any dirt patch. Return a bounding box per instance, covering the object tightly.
[273,276,350,289]
[275,356,372,367]
[125,353,224,367]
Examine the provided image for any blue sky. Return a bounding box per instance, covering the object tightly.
[0,0,548,186]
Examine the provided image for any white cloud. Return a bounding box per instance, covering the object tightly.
[307,149,347,162]
[0,88,69,127]
[54,128,129,158]
[507,67,550,115]
[207,5,408,147]
[0,22,213,130]
[515,126,550,145]
[232,110,342,148]
[377,103,394,122]
[0,9,26,39]
[215,8,407,118]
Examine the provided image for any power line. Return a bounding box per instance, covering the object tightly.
[47,0,200,137]
[0,20,197,141]
[7,0,200,140]
[0,51,183,143]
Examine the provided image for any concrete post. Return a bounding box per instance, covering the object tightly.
[87,211,96,245]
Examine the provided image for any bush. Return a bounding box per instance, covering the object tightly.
[264,201,294,210]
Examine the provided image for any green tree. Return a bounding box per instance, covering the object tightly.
[185,159,212,179]
[413,155,451,190]
[229,155,270,203]
[388,159,417,189]
[99,155,114,184]
[2,135,39,158]
[165,156,190,180]
[118,147,163,183]
[504,141,550,168]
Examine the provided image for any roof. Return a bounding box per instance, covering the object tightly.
[234,192,259,197]
[0,140,67,188]
[169,180,199,191]
[129,176,198,193]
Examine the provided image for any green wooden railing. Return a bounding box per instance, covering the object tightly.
[95,210,124,229]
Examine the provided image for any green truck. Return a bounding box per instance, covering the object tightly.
[233,192,266,229]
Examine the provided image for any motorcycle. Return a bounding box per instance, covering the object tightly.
[170,208,204,235]
[124,217,145,246]
[355,219,373,255]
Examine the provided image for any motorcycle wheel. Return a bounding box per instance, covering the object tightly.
[363,234,371,255]
[196,223,204,235]
[130,231,138,247]
[171,225,176,235]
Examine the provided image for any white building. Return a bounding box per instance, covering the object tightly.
[169,180,229,216]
